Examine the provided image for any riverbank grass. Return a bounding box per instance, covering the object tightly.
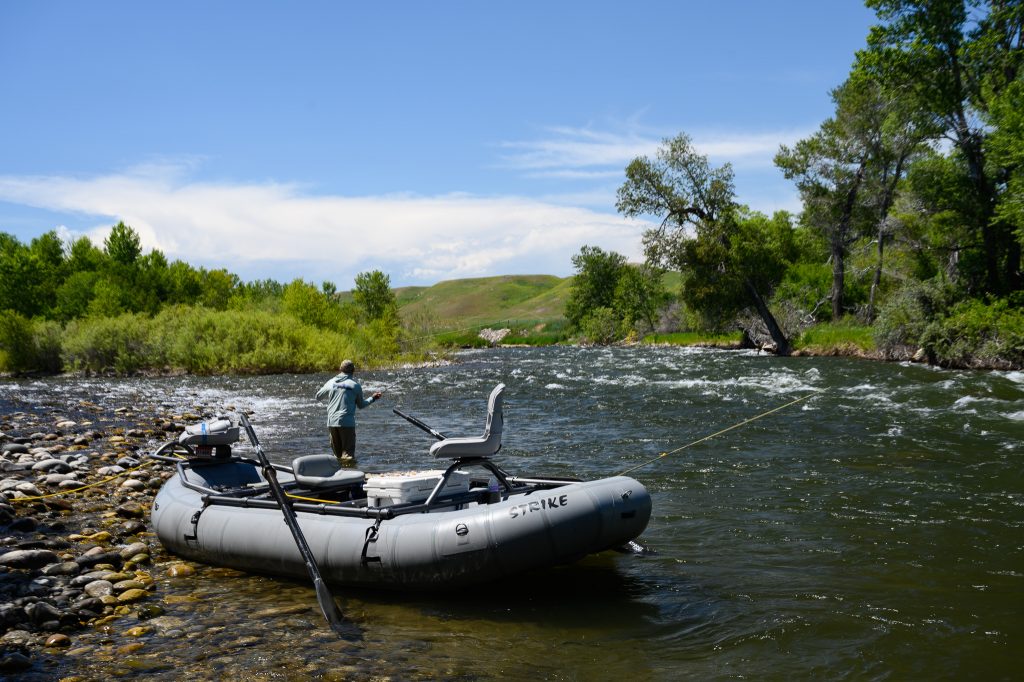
[642,331,744,347]
[794,319,876,355]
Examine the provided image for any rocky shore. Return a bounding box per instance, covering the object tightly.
[0,400,200,678]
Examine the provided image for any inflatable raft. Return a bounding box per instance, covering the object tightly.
[149,384,652,589]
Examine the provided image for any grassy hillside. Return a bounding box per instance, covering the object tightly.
[395,274,572,328]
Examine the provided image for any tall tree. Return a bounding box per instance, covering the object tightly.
[104,221,142,266]
[860,0,1023,293]
[618,134,794,354]
[352,270,397,321]
[564,246,627,330]
[777,75,928,321]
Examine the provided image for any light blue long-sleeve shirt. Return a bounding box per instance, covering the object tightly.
[315,373,375,427]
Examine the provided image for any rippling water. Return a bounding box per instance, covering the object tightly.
[4,346,1023,680]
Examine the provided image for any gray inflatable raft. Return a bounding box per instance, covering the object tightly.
[150,385,652,589]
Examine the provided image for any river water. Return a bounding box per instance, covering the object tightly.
[3,346,1023,680]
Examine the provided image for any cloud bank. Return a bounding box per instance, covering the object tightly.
[0,165,650,287]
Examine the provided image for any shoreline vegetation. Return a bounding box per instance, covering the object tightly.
[0,261,1020,377]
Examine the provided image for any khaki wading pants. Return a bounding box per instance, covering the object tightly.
[328,426,356,461]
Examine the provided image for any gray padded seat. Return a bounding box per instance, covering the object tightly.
[291,455,365,490]
[429,383,504,459]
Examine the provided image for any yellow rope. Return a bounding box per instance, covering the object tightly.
[617,391,821,477]
[285,492,341,505]
[7,458,158,503]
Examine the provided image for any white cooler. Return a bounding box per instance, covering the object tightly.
[364,470,470,506]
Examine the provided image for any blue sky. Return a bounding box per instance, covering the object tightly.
[0,1,876,288]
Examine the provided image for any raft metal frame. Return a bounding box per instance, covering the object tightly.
[148,449,577,521]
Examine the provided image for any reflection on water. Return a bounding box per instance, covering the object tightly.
[2,346,1022,680]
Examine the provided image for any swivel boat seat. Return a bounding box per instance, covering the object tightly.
[422,384,508,505]
[429,383,504,460]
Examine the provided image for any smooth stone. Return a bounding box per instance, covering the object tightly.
[76,550,122,568]
[120,479,145,491]
[55,421,77,429]
[135,603,164,619]
[117,589,148,603]
[166,564,195,578]
[71,570,114,587]
[3,444,30,455]
[32,460,71,474]
[0,651,32,672]
[14,482,42,496]
[125,626,152,637]
[42,562,81,576]
[148,615,187,631]
[112,580,146,592]
[0,549,59,569]
[115,502,145,519]
[84,581,114,598]
[58,480,85,490]
[86,531,112,543]
[44,633,72,647]
[253,604,313,618]
[116,643,145,655]
[24,600,61,625]
[8,517,39,532]
[102,572,133,583]
[1,629,35,645]
[43,473,76,485]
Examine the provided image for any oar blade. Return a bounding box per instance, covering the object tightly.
[314,577,356,638]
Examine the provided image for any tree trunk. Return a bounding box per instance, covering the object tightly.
[831,239,846,321]
[868,229,884,324]
[744,279,790,356]
[831,158,867,320]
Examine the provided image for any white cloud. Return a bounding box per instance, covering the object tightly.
[0,165,650,286]
[500,124,813,175]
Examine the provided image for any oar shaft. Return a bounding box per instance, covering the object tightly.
[239,414,348,635]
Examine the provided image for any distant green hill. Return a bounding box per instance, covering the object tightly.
[395,274,572,329]
[387,269,681,333]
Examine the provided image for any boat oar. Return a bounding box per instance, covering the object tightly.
[238,413,350,637]
[393,408,447,441]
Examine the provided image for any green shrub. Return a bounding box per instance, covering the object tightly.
[873,280,953,359]
[579,307,624,344]
[31,319,64,373]
[920,298,1024,369]
[773,262,832,321]
[0,310,39,372]
[62,313,157,374]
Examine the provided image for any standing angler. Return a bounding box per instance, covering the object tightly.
[315,359,383,464]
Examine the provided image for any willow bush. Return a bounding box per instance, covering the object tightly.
[921,298,1024,369]
[0,311,62,373]
[52,305,420,375]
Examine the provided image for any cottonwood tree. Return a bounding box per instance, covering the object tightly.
[776,75,928,321]
[564,246,627,330]
[353,270,398,321]
[860,0,1023,294]
[617,133,794,354]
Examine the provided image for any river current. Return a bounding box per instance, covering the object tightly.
[3,346,1022,680]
